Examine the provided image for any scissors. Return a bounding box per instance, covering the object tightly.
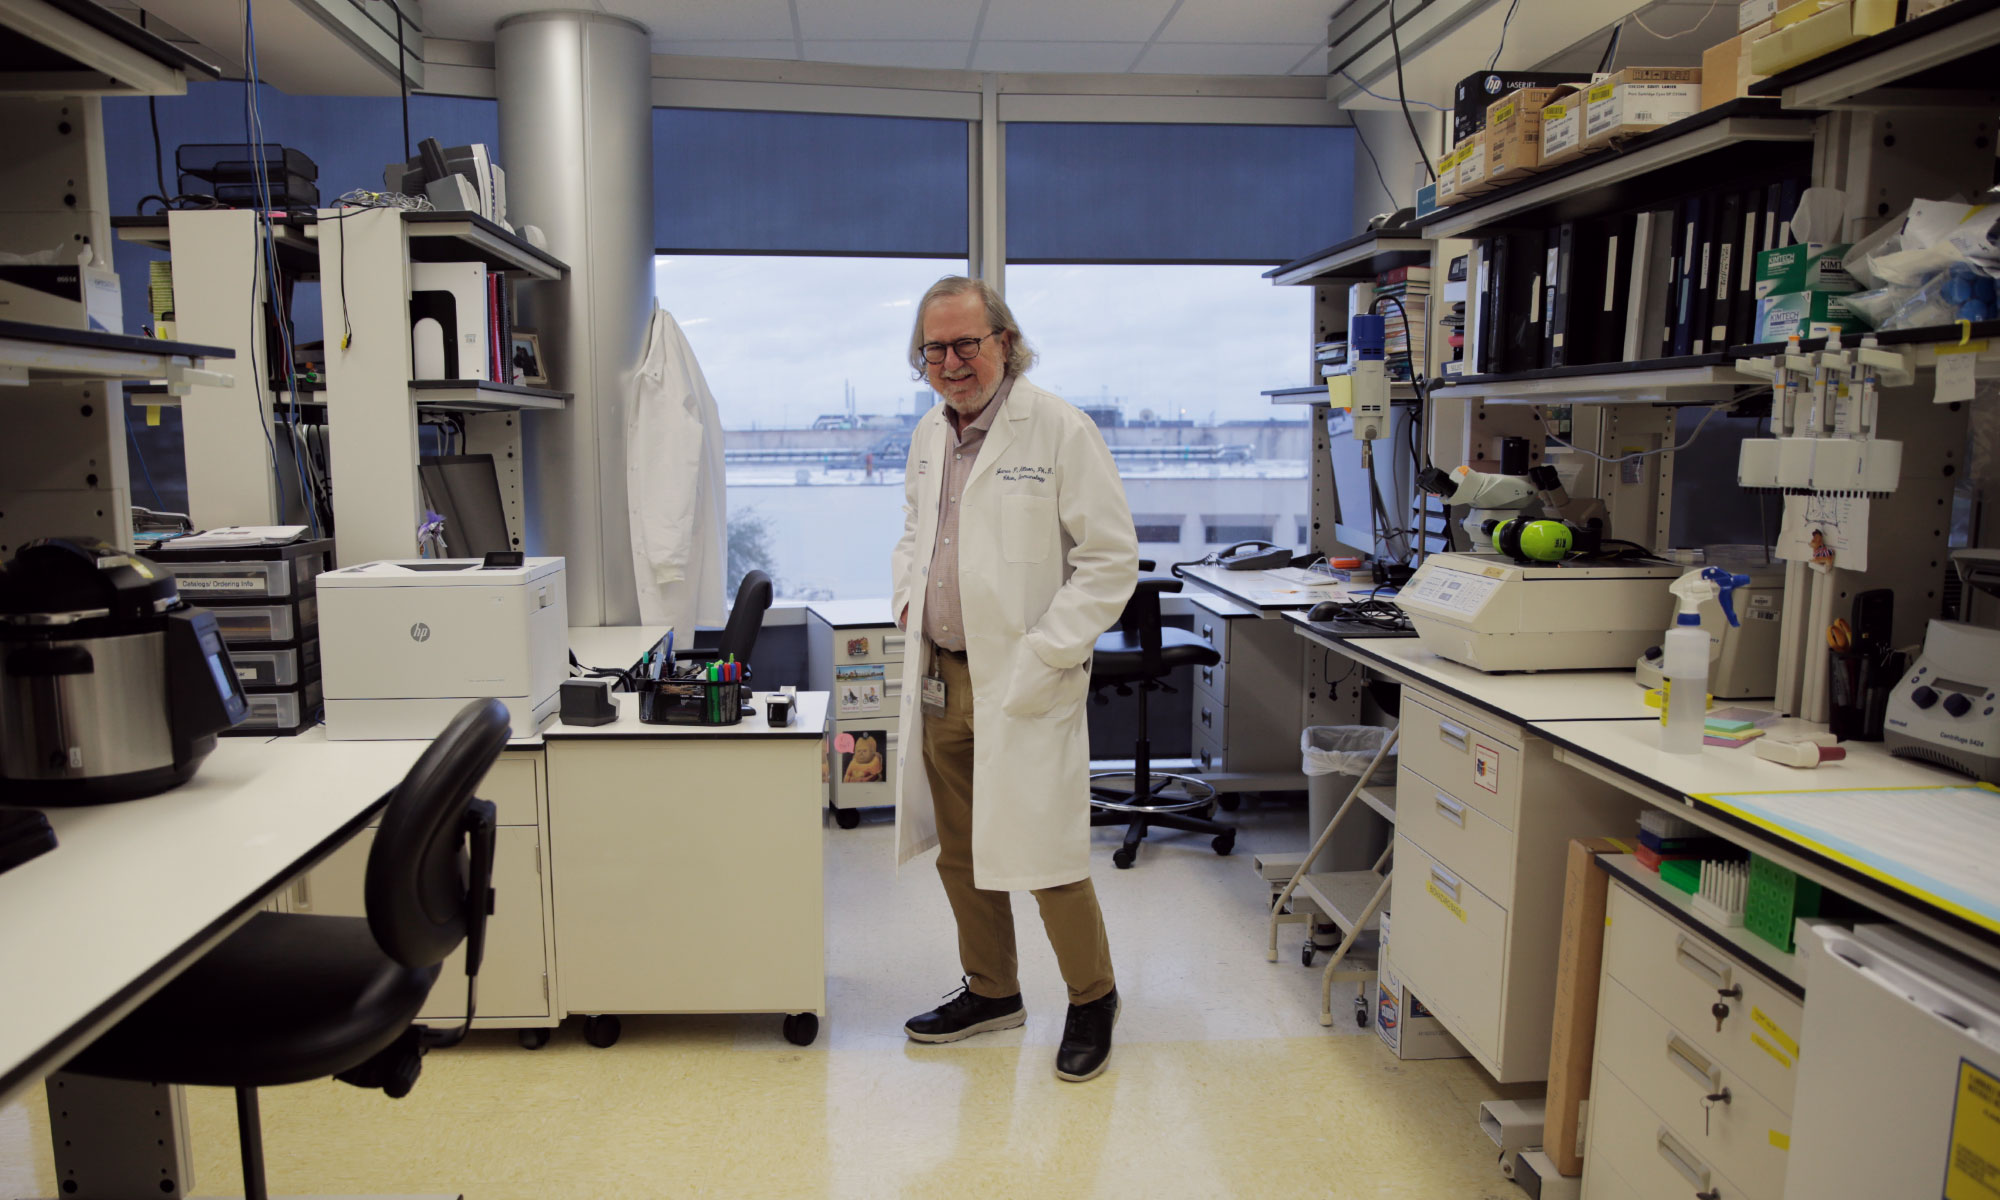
[1827,618,1853,652]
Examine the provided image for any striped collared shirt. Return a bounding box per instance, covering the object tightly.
[923,373,1016,652]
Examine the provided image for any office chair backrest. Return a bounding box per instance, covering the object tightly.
[1117,576,1182,679]
[364,698,510,969]
[718,569,773,664]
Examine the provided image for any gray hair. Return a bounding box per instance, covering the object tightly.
[907,275,1037,379]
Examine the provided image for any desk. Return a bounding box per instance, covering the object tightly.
[0,738,427,1106]
[1531,716,1998,971]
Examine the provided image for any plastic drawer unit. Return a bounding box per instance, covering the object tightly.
[143,536,332,600]
[1385,686,1640,1082]
[205,596,317,645]
[806,600,905,828]
[1582,877,1804,1200]
[225,641,320,689]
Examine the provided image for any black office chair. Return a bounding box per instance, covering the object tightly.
[64,699,508,1200]
[678,569,773,668]
[1089,563,1235,869]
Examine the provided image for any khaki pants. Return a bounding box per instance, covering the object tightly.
[921,645,1114,1005]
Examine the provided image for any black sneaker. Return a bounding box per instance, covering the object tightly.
[903,979,1026,1043]
[1055,987,1120,1082]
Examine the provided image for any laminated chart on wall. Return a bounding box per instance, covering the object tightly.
[1692,784,2000,934]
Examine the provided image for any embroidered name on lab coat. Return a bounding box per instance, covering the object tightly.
[995,466,1052,484]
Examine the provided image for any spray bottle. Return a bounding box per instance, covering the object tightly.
[1661,567,1751,754]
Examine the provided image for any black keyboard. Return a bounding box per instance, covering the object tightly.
[0,808,57,876]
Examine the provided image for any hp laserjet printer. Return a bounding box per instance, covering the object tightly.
[317,557,567,739]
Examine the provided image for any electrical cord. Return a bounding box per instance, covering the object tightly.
[124,404,164,509]
[1336,69,1449,112]
[1597,21,1624,72]
[1628,0,1721,40]
[1489,0,1523,69]
[1386,0,1436,184]
[1534,400,1732,465]
[1349,117,1395,210]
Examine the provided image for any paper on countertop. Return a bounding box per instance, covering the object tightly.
[167,525,309,548]
[1696,784,2000,934]
[1265,567,1349,587]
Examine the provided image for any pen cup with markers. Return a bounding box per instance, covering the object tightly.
[637,662,750,726]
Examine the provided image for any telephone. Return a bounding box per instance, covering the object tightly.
[1217,541,1293,571]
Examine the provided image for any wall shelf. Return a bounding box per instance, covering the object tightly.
[1430,356,1759,404]
[1751,0,2000,110]
[0,0,219,95]
[408,380,570,413]
[1265,383,1419,405]
[304,210,568,280]
[1417,101,1817,241]
[113,214,321,277]
[0,319,232,384]
[1264,232,1432,287]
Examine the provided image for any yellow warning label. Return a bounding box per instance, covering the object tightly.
[1751,1031,1794,1070]
[1752,1007,1799,1059]
[146,404,160,427]
[1948,1060,2000,1200]
[1770,1129,1790,1151]
[1937,339,1990,358]
[1427,880,1468,923]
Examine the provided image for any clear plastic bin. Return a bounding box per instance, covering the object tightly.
[158,552,326,600]
[225,680,322,735]
[229,642,318,688]
[206,597,317,644]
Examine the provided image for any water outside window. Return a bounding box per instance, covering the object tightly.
[655,256,1310,601]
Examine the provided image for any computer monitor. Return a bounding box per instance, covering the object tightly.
[1325,405,1418,560]
[419,454,512,558]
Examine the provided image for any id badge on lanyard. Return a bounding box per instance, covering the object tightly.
[921,658,947,716]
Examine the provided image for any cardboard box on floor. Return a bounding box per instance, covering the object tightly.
[1376,930,1469,1061]
[1544,836,1637,1178]
[1583,67,1703,150]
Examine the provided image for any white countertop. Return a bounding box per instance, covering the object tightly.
[1298,629,1663,724]
[0,737,428,1105]
[568,625,670,669]
[805,598,898,630]
[1175,564,1346,613]
[538,691,829,741]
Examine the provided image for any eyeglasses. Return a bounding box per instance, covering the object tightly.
[918,331,1002,365]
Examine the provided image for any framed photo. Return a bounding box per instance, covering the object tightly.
[510,331,547,386]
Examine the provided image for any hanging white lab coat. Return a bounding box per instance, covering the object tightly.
[890,377,1139,891]
[628,307,728,636]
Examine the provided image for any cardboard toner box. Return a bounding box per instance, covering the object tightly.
[1583,67,1703,149]
[1538,84,1591,168]
[1485,87,1564,185]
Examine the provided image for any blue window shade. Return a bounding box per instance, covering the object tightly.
[1005,123,1354,264]
[653,108,967,257]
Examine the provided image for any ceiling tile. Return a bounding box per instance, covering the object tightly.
[1136,41,1320,74]
[656,39,803,61]
[1160,0,1332,44]
[797,0,983,41]
[804,39,977,70]
[971,40,1146,72]
[979,0,1176,43]
[421,0,596,42]
[616,0,797,42]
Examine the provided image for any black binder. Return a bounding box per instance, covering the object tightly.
[1708,188,1745,352]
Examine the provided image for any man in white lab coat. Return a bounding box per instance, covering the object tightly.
[890,276,1138,1083]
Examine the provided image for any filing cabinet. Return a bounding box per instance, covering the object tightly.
[1185,593,1308,776]
[294,749,557,1030]
[1385,685,1640,1082]
[806,599,906,827]
[1582,879,1803,1200]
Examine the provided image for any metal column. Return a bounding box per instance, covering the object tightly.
[495,12,656,626]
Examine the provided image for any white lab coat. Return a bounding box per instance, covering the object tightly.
[891,377,1139,891]
[628,307,728,635]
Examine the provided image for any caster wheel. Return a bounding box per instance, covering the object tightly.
[1301,943,1316,967]
[583,1014,622,1048]
[833,807,861,830]
[783,1012,820,1046]
[1212,830,1236,856]
[1112,847,1136,870]
[1355,1006,1370,1029]
[1217,795,1240,812]
[517,1028,551,1050]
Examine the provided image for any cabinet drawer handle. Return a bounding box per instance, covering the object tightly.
[1675,935,1733,992]
[1667,1034,1723,1092]
[1428,865,1461,902]
[1200,748,1212,770]
[1437,720,1470,752]
[1434,793,1466,826]
[1656,1127,1713,1190]
[884,635,906,658]
[1201,707,1214,729]
[1201,666,1214,687]
[1202,623,1215,644]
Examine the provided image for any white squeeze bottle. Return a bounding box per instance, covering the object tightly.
[1661,567,1748,754]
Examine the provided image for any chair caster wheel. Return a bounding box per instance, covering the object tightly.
[1112,847,1136,870]
[1217,795,1240,812]
[783,1013,820,1046]
[1212,831,1236,856]
[833,807,860,830]
[1355,1002,1370,1029]
[584,1014,622,1048]
[517,1028,551,1050]
[1301,943,1316,967]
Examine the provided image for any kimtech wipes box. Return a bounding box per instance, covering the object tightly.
[1754,241,1854,297]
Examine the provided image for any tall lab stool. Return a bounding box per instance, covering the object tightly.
[1088,568,1236,869]
[63,698,509,1200]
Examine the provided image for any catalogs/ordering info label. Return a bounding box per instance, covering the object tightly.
[1949,1060,2000,1200]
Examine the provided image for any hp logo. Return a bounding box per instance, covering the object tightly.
[410,622,431,643]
